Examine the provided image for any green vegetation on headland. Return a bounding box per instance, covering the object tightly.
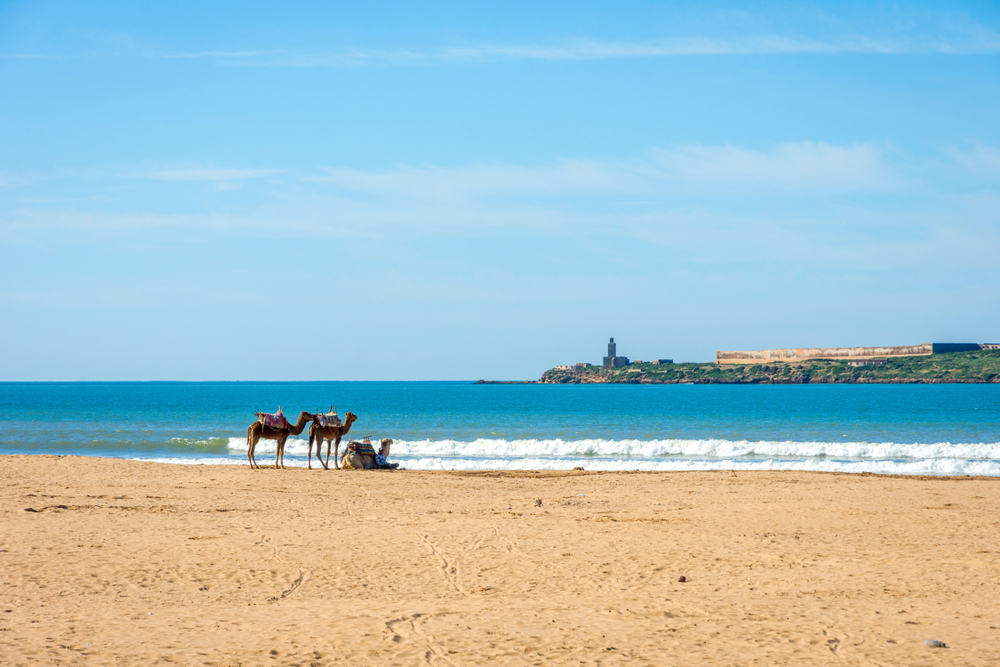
[536,349,1000,384]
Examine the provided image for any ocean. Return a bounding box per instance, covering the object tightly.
[2,382,999,475]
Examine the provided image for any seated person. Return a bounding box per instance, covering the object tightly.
[375,438,398,469]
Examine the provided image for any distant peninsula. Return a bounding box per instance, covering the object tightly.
[537,348,1000,384]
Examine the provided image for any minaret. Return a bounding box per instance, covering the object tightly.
[608,338,616,358]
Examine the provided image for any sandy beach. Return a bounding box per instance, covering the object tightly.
[1,456,997,666]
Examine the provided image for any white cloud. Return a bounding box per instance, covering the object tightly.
[6,144,996,254]
[0,173,32,188]
[434,36,902,60]
[652,142,898,191]
[0,53,58,59]
[312,159,649,200]
[948,146,1000,180]
[143,167,283,182]
[13,32,999,65]
[311,142,899,201]
[210,34,1000,68]
[163,50,284,59]
[0,209,229,234]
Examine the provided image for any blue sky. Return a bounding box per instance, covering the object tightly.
[1,1,998,380]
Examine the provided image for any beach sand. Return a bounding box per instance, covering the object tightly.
[1,456,997,666]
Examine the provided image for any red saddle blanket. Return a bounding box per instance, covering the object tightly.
[257,411,291,429]
[347,441,376,456]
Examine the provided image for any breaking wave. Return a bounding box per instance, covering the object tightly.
[215,436,1000,475]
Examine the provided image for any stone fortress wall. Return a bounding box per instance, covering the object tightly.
[715,343,984,365]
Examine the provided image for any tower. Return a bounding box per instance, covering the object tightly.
[603,337,630,368]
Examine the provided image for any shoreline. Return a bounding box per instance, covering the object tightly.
[536,377,1000,384]
[9,453,1000,480]
[3,455,998,665]
[12,454,1000,477]
[478,378,1000,385]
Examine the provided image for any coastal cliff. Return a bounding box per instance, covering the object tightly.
[538,349,1000,384]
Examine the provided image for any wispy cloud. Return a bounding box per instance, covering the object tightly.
[311,159,648,200]
[432,36,912,60]
[178,34,1000,68]
[652,142,899,191]
[13,31,998,65]
[310,142,900,201]
[6,145,996,246]
[163,50,285,60]
[948,146,1000,180]
[0,173,32,188]
[0,53,61,59]
[142,167,283,182]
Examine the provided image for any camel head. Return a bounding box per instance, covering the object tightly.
[379,438,393,456]
[344,412,358,426]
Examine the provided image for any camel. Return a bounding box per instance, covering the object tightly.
[246,410,314,469]
[307,412,358,469]
[341,438,395,470]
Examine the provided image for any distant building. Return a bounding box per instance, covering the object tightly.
[848,358,887,367]
[554,365,573,371]
[603,338,631,368]
[983,344,1000,350]
[651,359,673,365]
[716,343,985,365]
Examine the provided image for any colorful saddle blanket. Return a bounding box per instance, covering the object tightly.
[257,411,290,429]
[316,412,341,428]
[347,440,376,456]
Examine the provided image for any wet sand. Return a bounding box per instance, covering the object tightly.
[1,455,998,665]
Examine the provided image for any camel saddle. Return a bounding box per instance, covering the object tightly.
[347,440,376,457]
[257,411,291,429]
[316,412,341,428]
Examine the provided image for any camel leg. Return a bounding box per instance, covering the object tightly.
[333,436,342,470]
[310,430,324,469]
[319,436,330,470]
[308,427,324,469]
[306,428,313,470]
[275,435,282,469]
[247,427,258,469]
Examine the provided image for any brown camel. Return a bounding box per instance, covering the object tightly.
[307,412,358,469]
[246,410,314,469]
[341,438,394,470]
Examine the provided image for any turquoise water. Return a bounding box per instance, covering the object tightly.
[1,382,998,474]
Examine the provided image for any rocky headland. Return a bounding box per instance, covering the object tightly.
[536,349,1000,384]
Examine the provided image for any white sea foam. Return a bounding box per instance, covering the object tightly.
[396,457,1000,476]
[150,455,1000,476]
[146,457,250,466]
[383,437,1000,460]
[217,436,1000,475]
[228,436,316,456]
